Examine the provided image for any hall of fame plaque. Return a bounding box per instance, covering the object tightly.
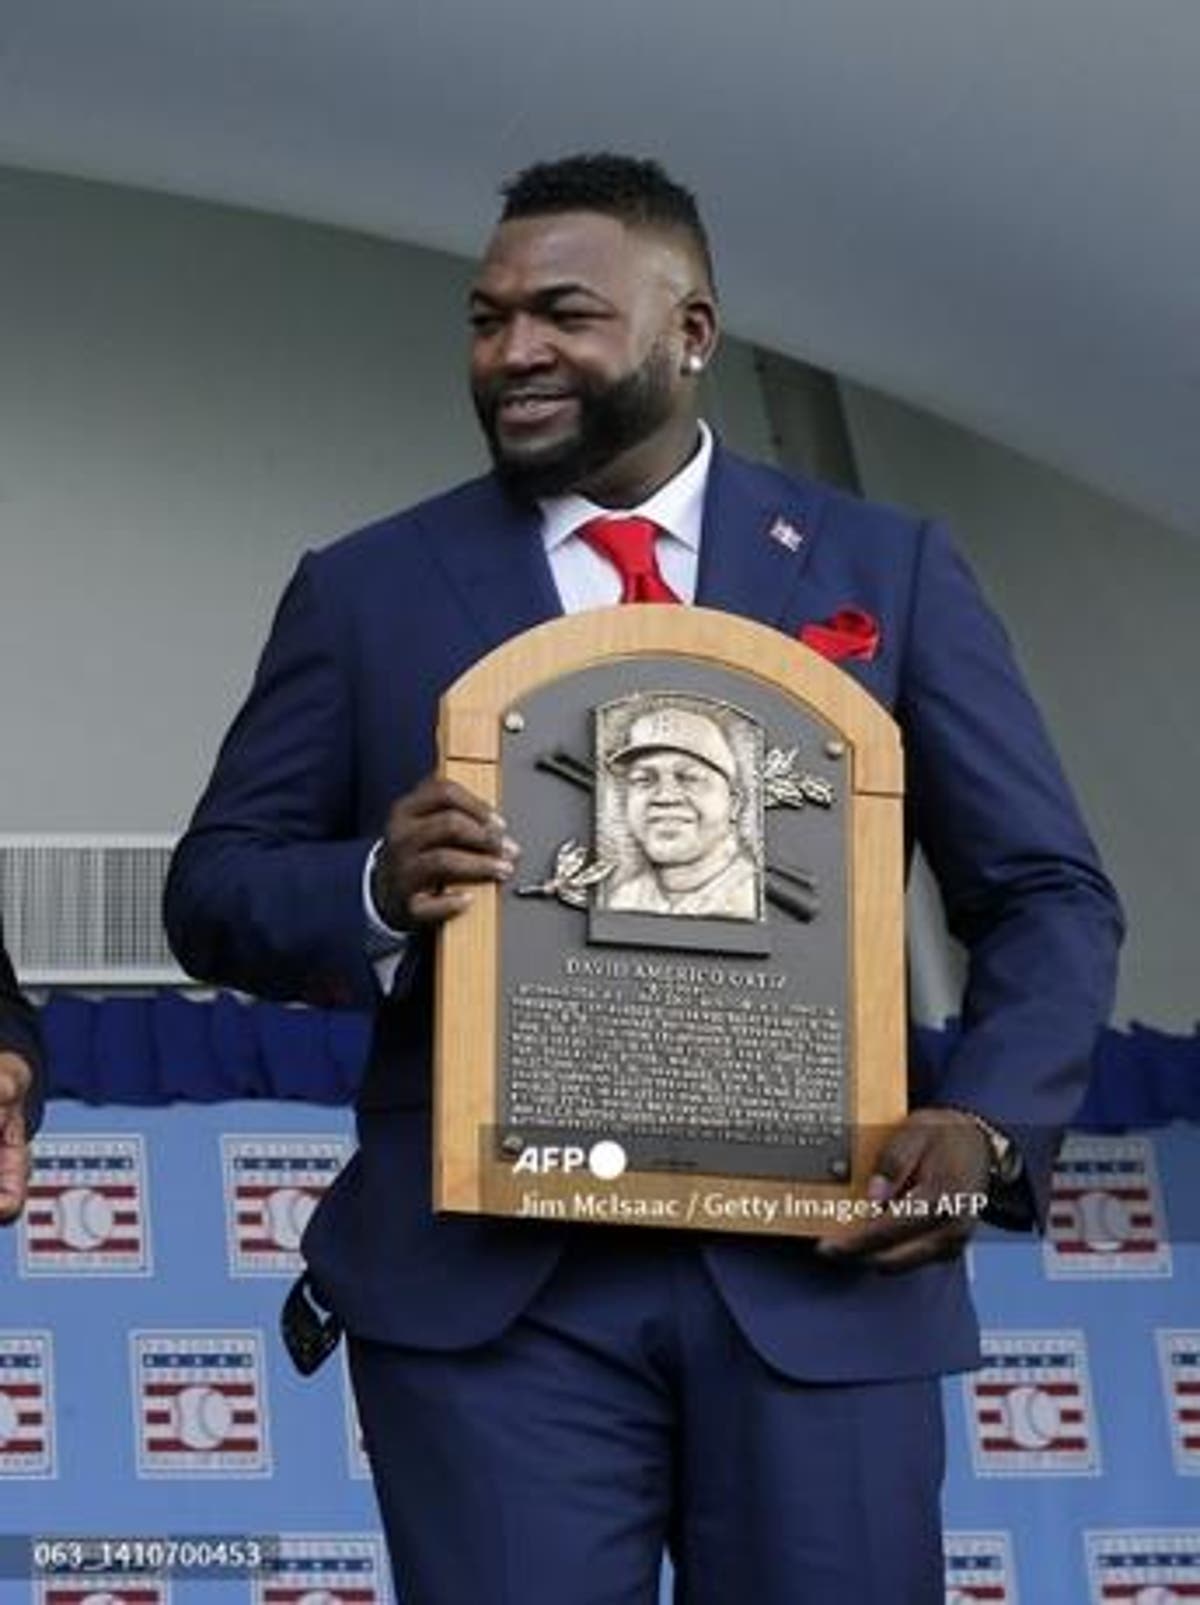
[432,607,906,1238]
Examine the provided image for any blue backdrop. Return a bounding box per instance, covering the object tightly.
[1,997,1197,1605]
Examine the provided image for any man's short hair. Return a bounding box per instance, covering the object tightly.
[499,153,715,291]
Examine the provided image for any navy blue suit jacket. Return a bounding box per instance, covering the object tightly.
[165,446,1122,1380]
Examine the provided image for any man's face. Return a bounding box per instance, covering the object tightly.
[468,211,711,500]
[622,749,736,866]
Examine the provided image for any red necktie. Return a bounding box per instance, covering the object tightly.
[578,516,681,604]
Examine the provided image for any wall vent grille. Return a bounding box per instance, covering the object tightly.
[0,835,187,985]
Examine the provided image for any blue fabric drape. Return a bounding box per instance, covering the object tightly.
[40,992,369,1105]
[37,993,1200,1127]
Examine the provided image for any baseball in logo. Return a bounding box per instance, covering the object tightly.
[1157,1332,1200,1475]
[1044,1135,1170,1279]
[253,1534,386,1605]
[966,1331,1100,1476]
[944,1532,1018,1602]
[1086,1530,1200,1602]
[38,1577,168,1605]
[132,1331,270,1477]
[222,1136,350,1275]
[21,1136,151,1276]
[0,1333,55,1477]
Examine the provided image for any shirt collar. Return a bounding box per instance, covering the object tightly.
[539,421,713,556]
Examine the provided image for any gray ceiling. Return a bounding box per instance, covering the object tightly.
[2,0,1196,531]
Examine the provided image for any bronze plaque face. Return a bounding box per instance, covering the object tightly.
[434,607,905,1239]
[500,660,848,1183]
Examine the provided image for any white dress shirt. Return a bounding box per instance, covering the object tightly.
[539,420,711,608]
[365,423,715,986]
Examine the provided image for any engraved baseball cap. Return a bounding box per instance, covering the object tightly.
[608,707,737,780]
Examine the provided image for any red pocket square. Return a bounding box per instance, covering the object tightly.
[798,608,881,662]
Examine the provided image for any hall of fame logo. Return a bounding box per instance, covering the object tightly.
[1086,1530,1200,1602]
[131,1331,270,1476]
[966,1331,1100,1475]
[20,1136,151,1275]
[253,1534,387,1605]
[37,1576,169,1605]
[0,1333,55,1477]
[1044,1135,1170,1278]
[1157,1331,1200,1475]
[222,1136,350,1274]
[944,1531,1018,1602]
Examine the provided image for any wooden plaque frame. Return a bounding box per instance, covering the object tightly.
[434,606,905,1238]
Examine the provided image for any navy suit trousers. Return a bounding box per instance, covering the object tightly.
[349,1230,946,1605]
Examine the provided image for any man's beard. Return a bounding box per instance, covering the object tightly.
[473,343,675,499]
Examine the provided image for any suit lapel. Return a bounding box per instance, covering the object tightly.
[423,475,562,656]
[695,446,822,627]
[425,450,829,654]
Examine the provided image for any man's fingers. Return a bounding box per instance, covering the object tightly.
[852,1223,971,1274]
[0,1051,32,1104]
[399,810,517,862]
[867,1111,991,1209]
[408,847,516,889]
[817,1209,971,1265]
[376,846,511,929]
[394,778,505,830]
[869,1121,942,1197]
[817,1206,931,1260]
[815,1110,994,1263]
[407,888,474,923]
[817,1136,934,1254]
[373,774,521,929]
[398,845,514,926]
[0,1159,31,1222]
[0,1108,30,1224]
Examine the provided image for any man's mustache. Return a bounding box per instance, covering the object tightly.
[481,382,578,409]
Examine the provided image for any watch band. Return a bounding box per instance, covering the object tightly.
[950,1108,1023,1187]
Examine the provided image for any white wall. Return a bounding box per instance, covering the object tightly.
[3,167,1189,1028]
[0,168,773,833]
[839,382,1199,1030]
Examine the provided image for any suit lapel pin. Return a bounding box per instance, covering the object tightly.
[767,514,804,552]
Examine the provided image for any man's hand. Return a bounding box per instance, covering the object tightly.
[0,1050,33,1224]
[371,776,520,930]
[814,1107,992,1272]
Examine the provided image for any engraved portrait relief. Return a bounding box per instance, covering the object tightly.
[595,695,765,922]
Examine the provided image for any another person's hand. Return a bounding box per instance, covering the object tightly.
[0,1050,32,1224]
[815,1107,992,1272]
[371,776,520,930]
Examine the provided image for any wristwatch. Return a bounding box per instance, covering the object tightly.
[957,1109,1023,1191]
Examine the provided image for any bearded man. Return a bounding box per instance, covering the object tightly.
[167,153,1122,1605]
